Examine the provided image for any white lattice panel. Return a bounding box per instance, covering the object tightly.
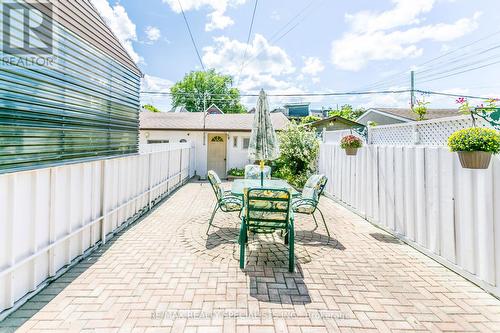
[368,115,494,146]
[417,117,490,146]
[370,124,414,145]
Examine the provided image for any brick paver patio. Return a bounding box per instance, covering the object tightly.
[2,181,500,332]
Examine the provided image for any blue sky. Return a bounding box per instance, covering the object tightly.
[92,0,500,111]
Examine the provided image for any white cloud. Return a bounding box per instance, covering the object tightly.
[331,0,481,71]
[301,57,325,76]
[202,34,315,107]
[162,0,246,31]
[346,0,435,33]
[145,26,161,44]
[202,34,295,78]
[270,11,280,21]
[141,75,174,111]
[91,0,141,63]
[141,74,173,92]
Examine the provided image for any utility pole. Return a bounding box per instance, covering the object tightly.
[410,70,415,111]
[203,92,207,145]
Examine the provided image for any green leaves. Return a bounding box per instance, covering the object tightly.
[328,104,365,121]
[170,69,246,114]
[448,127,500,154]
[142,104,161,112]
[271,124,320,188]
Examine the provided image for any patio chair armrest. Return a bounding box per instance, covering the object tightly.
[222,196,243,204]
[292,198,317,207]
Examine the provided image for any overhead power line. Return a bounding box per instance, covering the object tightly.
[235,0,259,85]
[142,89,494,101]
[141,89,411,97]
[237,0,324,81]
[417,59,500,84]
[353,29,500,92]
[177,0,205,71]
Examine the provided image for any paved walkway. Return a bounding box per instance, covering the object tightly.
[2,181,500,332]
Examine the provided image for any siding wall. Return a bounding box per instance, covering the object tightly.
[318,143,500,298]
[0,0,141,174]
[139,130,253,178]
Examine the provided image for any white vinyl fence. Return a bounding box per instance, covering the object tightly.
[0,143,193,317]
[319,134,500,297]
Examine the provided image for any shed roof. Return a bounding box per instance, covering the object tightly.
[140,112,290,131]
[307,116,364,128]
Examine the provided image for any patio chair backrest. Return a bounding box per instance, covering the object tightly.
[302,174,328,203]
[244,188,291,233]
[207,170,223,201]
[244,164,272,180]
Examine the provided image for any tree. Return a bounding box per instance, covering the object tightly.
[271,123,320,188]
[142,104,161,112]
[300,115,321,125]
[328,104,365,121]
[170,69,246,113]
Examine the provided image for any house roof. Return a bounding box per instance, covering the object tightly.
[359,108,458,122]
[284,103,310,107]
[307,116,364,128]
[140,112,290,131]
[205,104,224,114]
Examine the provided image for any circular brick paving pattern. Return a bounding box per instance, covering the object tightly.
[180,210,342,266]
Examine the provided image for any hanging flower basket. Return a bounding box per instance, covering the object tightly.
[345,147,358,156]
[448,127,500,169]
[340,135,362,156]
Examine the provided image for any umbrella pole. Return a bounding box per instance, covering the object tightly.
[260,160,264,187]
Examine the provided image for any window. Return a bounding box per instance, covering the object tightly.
[211,135,224,142]
[243,138,250,149]
[180,139,187,143]
[233,136,238,148]
[147,140,169,144]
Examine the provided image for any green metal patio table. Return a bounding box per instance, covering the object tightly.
[231,179,300,198]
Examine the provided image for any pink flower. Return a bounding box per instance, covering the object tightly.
[456,97,466,104]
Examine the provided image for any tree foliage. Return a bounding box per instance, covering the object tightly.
[170,69,246,113]
[142,104,161,112]
[300,115,321,125]
[271,124,320,188]
[328,104,365,121]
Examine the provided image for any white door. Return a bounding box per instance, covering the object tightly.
[207,133,227,177]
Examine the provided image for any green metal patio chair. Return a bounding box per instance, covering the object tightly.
[291,174,330,237]
[207,170,243,234]
[239,188,295,272]
[244,164,272,180]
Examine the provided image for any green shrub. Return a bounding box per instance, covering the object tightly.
[271,124,320,188]
[340,135,363,149]
[413,99,430,121]
[227,168,244,176]
[448,127,500,153]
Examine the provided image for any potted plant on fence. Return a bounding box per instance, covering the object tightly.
[448,97,500,169]
[340,135,362,156]
[448,127,500,169]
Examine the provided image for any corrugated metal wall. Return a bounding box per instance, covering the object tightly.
[0,0,141,174]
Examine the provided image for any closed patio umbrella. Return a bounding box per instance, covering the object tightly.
[248,89,280,186]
